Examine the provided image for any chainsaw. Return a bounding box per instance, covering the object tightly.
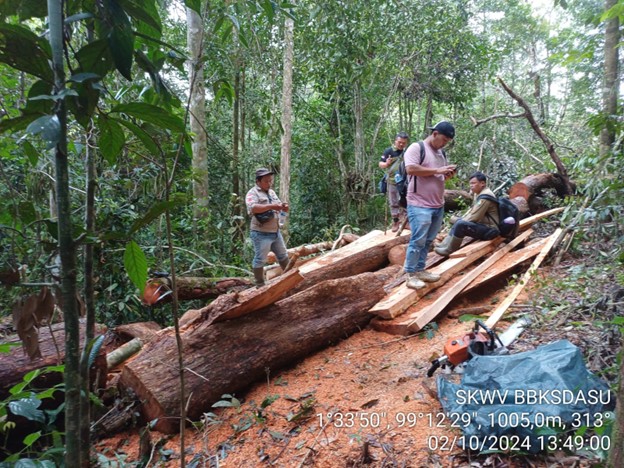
[427,317,530,377]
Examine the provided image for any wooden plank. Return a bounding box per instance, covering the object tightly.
[298,229,406,275]
[447,206,563,259]
[462,237,547,294]
[484,228,562,329]
[369,238,505,319]
[407,229,533,332]
[289,229,410,295]
[518,207,565,227]
[180,269,305,327]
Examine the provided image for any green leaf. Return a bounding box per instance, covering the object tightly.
[111,102,185,133]
[213,79,234,106]
[67,81,101,128]
[0,342,20,353]
[184,0,202,15]
[261,0,275,22]
[65,12,94,24]
[122,0,162,35]
[75,39,114,77]
[69,72,101,83]
[20,140,39,166]
[103,0,135,80]
[97,115,126,164]
[117,119,160,155]
[23,431,41,448]
[129,196,186,234]
[124,240,148,294]
[8,397,45,423]
[26,115,60,148]
[0,114,40,134]
[0,24,52,81]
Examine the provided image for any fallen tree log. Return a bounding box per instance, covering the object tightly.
[0,319,107,396]
[290,229,410,295]
[141,277,252,306]
[266,233,360,264]
[508,173,572,213]
[444,190,472,211]
[119,271,387,434]
[180,269,304,327]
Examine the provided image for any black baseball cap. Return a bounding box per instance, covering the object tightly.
[255,167,275,179]
[429,121,455,139]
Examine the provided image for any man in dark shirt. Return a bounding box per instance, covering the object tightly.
[379,132,409,231]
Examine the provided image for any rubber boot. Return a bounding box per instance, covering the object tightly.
[434,236,463,257]
[253,267,265,287]
[279,258,290,272]
[405,272,425,290]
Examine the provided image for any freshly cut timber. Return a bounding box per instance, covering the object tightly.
[266,233,359,264]
[288,229,409,295]
[119,272,387,434]
[485,228,562,328]
[405,230,533,332]
[141,277,252,305]
[461,237,548,294]
[180,269,304,327]
[369,238,505,320]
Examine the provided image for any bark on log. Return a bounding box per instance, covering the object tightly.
[113,322,161,342]
[120,272,387,433]
[508,172,572,213]
[444,190,472,211]
[141,277,252,305]
[0,319,107,396]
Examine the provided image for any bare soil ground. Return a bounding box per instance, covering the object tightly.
[96,253,622,468]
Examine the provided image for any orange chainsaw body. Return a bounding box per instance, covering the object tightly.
[443,331,490,366]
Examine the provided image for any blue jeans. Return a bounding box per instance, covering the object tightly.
[404,206,444,273]
[250,230,288,268]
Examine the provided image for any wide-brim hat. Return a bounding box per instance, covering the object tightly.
[255,167,275,179]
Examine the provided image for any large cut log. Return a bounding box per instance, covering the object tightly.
[179,269,304,327]
[141,277,252,305]
[508,173,572,213]
[289,229,410,295]
[0,319,107,395]
[119,272,387,434]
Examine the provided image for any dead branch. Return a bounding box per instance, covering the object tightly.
[470,112,526,127]
[497,77,574,195]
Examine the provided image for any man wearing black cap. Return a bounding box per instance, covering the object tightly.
[402,121,458,290]
[245,168,290,287]
[379,132,409,231]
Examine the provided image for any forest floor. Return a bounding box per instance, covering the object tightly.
[95,244,623,468]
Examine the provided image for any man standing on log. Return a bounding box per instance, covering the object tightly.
[379,132,409,232]
[245,168,290,287]
[403,121,457,290]
[435,171,500,256]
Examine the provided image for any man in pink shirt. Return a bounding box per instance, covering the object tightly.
[403,122,457,290]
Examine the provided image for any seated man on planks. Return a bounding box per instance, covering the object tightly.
[434,171,499,256]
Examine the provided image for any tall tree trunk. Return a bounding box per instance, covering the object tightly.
[47,0,82,465]
[79,121,97,468]
[600,0,620,157]
[353,80,366,177]
[279,13,294,232]
[186,7,209,220]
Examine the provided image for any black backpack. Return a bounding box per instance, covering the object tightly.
[396,141,430,208]
[477,194,520,239]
